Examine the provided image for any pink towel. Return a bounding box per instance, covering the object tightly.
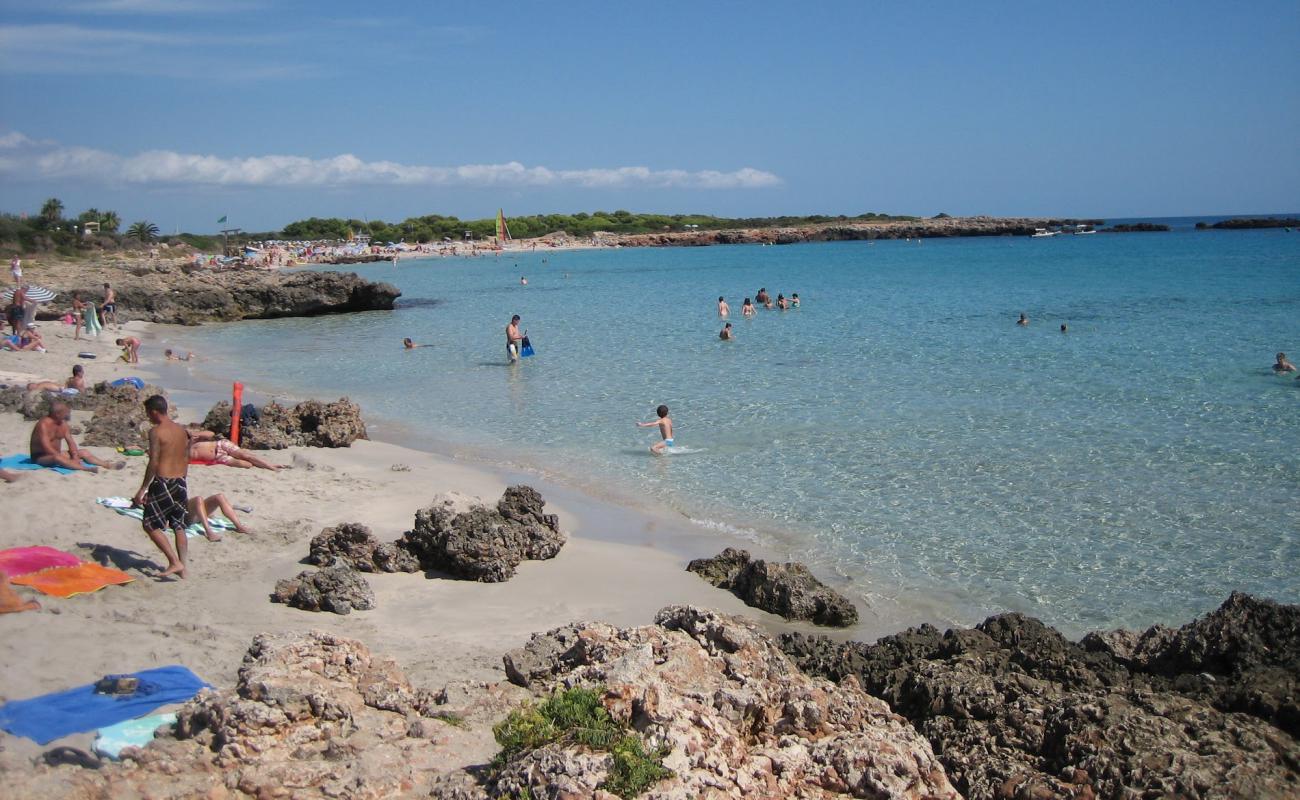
[0,547,82,578]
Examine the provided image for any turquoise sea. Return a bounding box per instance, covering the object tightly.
[164,219,1300,635]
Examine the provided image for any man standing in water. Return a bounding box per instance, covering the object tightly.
[718,296,730,317]
[506,314,524,363]
[133,395,190,579]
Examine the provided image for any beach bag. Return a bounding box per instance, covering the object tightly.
[239,403,260,429]
[520,336,535,358]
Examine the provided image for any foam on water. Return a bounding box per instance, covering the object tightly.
[163,223,1300,635]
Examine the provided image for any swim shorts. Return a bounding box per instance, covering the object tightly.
[102,303,116,314]
[142,476,188,532]
[507,343,519,360]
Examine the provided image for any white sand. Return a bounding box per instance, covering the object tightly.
[0,315,814,767]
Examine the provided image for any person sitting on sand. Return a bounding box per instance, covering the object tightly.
[186,427,285,470]
[720,322,733,340]
[135,395,190,579]
[1017,313,1029,327]
[742,298,756,317]
[116,337,140,363]
[30,401,125,473]
[26,365,84,394]
[187,492,250,542]
[636,404,674,455]
[1273,352,1297,373]
[164,348,194,361]
[718,296,730,317]
[3,328,44,352]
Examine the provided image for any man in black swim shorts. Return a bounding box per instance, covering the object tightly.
[133,395,192,578]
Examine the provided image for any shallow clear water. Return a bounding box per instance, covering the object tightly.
[166,223,1300,635]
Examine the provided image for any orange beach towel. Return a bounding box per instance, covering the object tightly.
[10,563,134,598]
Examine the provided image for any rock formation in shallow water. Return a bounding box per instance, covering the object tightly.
[397,486,565,582]
[271,566,375,614]
[203,397,367,449]
[305,522,421,573]
[687,547,859,627]
[779,592,1300,799]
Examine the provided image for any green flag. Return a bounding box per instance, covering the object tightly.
[217,215,227,224]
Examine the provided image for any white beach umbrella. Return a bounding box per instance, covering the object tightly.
[1,285,57,304]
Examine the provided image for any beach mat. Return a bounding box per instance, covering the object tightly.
[10,563,134,598]
[96,497,234,539]
[93,712,176,760]
[0,546,82,578]
[0,454,91,475]
[0,667,208,745]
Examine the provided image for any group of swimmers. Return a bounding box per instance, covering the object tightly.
[717,287,800,339]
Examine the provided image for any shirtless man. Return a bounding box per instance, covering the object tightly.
[1273,352,1297,373]
[718,296,730,317]
[756,288,770,306]
[506,314,524,363]
[188,492,250,542]
[101,283,117,325]
[720,322,733,340]
[25,364,84,393]
[135,396,190,577]
[30,401,124,473]
[187,427,284,470]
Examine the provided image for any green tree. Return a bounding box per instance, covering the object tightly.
[100,210,121,233]
[127,220,161,242]
[40,197,64,225]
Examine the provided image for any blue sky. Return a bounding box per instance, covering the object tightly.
[1,0,1296,233]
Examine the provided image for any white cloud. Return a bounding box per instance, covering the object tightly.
[0,133,782,190]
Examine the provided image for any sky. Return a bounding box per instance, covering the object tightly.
[0,0,1297,233]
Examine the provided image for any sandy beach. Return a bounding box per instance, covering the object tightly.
[0,313,818,772]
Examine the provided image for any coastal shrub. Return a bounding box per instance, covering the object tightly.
[492,685,672,798]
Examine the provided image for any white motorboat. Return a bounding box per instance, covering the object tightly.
[1030,228,1060,238]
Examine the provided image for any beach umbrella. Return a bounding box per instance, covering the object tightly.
[1,285,57,304]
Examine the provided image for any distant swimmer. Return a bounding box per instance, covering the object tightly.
[791,293,800,307]
[720,322,733,340]
[164,348,195,361]
[756,288,770,306]
[742,298,756,317]
[636,404,674,454]
[520,276,527,285]
[1060,323,1068,333]
[777,293,789,310]
[506,314,524,363]
[1274,352,1297,373]
[402,337,425,349]
[718,296,730,317]
[1017,313,1029,327]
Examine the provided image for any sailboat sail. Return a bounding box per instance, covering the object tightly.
[496,209,512,243]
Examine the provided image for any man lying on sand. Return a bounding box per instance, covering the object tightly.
[186,426,286,470]
[30,401,125,473]
[188,492,250,542]
[26,364,85,394]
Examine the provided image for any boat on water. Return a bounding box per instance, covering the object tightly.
[1073,224,1097,235]
[1030,228,1061,238]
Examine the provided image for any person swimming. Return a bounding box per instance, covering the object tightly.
[1274,352,1297,373]
[1017,313,1029,327]
[720,322,733,340]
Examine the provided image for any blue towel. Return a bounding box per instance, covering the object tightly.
[0,666,210,745]
[110,377,144,390]
[0,454,90,475]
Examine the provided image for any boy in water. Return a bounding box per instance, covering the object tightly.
[718,296,730,317]
[636,404,674,454]
[720,322,733,340]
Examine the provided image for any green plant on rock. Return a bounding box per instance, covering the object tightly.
[492,685,672,798]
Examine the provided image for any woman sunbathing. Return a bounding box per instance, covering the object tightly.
[186,427,285,471]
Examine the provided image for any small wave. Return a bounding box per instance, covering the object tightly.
[688,516,764,542]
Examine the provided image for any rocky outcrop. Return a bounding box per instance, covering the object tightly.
[271,566,375,614]
[686,547,859,627]
[486,605,959,799]
[305,522,421,573]
[396,486,565,582]
[203,397,367,449]
[779,592,1300,799]
[1199,217,1300,230]
[613,216,1106,247]
[43,269,400,325]
[1100,222,1171,232]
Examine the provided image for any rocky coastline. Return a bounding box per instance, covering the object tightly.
[1196,217,1299,230]
[612,216,1105,247]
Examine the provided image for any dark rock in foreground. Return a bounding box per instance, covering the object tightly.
[687,547,859,627]
[203,397,367,450]
[779,592,1300,799]
[305,522,420,574]
[45,269,400,325]
[271,566,375,614]
[397,486,564,582]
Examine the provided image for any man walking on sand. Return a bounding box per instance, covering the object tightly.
[134,395,191,579]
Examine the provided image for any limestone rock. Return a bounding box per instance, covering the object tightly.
[686,547,859,627]
[396,486,565,582]
[80,381,171,448]
[271,566,375,614]
[490,605,958,799]
[779,593,1300,799]
[203,397,367,450]
[305,522,420,573]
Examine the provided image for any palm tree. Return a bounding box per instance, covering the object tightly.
[100,210,121,233]
[127,220,160,242]
[40,197,64,224]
